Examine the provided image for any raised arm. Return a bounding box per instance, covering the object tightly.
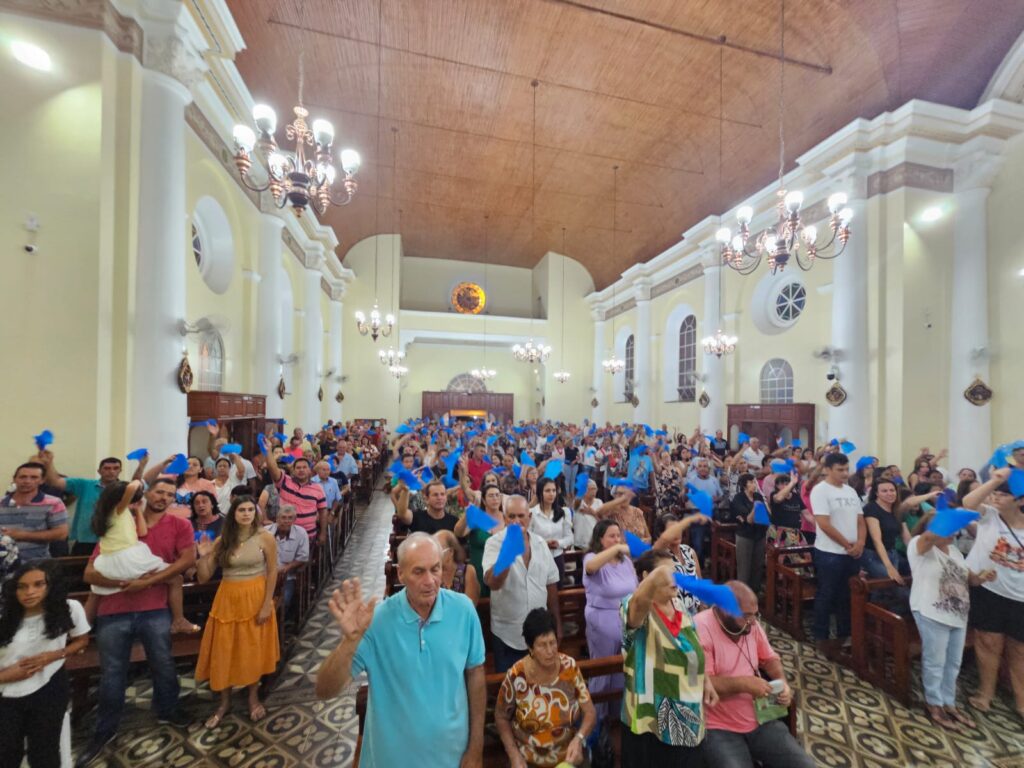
[392,482,413,526]
[37,450,67,492]
[144,455,178,486]
[626,563,675,629]
[962,468,1009,511]
[316,579,377,699]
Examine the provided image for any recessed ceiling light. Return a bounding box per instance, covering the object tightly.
[920,206,943,223]
[11,41,51,71]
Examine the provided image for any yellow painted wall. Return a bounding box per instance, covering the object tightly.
[987,133,1024,445]
[400,256,534,317]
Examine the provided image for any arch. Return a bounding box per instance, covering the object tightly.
[191,196,235,294]
[760,358,794,404]
[662,302,697,402]
[677,315,697,402]
[197,328,225,391]
[447,373,487,393]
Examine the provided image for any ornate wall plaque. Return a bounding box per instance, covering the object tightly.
[590,398,599,408]
[698,390,711,408]
[335,390,345,403]
[277,376,286,399]
[630,394,640,408]
[317,386,324,402]
[825,381,847,407]
[177,354,194,394]
[964,377,993,406]
[450,282,486,314]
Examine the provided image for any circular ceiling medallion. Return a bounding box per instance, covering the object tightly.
[451,282,486,314]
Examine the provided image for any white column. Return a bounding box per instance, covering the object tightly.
[300,256,324,433]
[328,298,344,422]
[948,151,1001,471]
[591,314,606,425]
[634,280,652,424]
[128,9,206,458]
[700,255,726,434]
[256,214,284,417]
[828,190,869,453]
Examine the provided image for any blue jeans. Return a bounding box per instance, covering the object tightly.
[812,549,861,641]
[94,609,180,739]
[492,636,527,674]
[913,611,966,707]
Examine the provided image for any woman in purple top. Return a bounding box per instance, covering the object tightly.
[583,519,639,719]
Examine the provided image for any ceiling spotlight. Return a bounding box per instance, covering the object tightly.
[11,41,51,71]
[920,206,943,223]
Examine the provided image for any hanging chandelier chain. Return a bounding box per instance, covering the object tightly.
[778,0,785,188]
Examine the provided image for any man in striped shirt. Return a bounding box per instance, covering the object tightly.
[266,454,327,545]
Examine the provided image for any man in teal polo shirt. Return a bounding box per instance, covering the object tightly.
[316,532,486,767]
[38,450,131,555]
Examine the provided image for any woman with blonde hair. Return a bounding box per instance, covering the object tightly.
[195,496,279,728]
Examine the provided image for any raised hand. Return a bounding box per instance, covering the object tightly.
[327,578,378,639]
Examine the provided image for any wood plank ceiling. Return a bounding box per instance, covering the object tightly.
[225,0,1024,288]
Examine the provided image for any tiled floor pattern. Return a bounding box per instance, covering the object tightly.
[75,491,1024,767]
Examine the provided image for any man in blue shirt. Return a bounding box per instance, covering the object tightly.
[313,461,342,512]
[627,446,654,492]
[38,450,128,555]
[685,457,724,565]
[316,533,486,767]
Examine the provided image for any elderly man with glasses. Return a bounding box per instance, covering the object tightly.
[693,581,813,768]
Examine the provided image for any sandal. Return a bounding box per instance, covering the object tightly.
[204,709,229,729]
[926,705,962,733]
[249,703,267,722]
[944,708,976,729]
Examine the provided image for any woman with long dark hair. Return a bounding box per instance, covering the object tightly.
[0,560,90,768]
[189,490,223,539]
[195,496,279,728]
[529,477,573,583]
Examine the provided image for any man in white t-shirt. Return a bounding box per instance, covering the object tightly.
[809,453,865,645]
[740,437,766,469]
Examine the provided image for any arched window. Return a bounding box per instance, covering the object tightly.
[624,335,635,399]
[760,358,794,404]
[197,328,225,392]
[446,373,487,394]
[677,315,697,402]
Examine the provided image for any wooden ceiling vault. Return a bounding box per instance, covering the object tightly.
[226,0,1024,288]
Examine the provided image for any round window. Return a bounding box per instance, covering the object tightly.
[191,223,203,268]
[750,272,808,335]
[775,282,806,322]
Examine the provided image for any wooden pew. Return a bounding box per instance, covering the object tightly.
[55,555,92,592]
[764,544,816,641]
[709,521,737,583]
[849,575,919,705]
[562,549,584,588]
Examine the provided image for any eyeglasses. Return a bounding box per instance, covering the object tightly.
[742,611,761,622]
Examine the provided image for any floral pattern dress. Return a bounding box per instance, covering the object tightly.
[496,653,592,766]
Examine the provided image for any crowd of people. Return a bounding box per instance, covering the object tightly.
[0,414,1021,767]
[314,417,1023,767]
[0,420,382,767]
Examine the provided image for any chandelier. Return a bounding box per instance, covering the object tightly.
[702,329,738,358]
[471,368,496,381]
[378,347,404,367]
[389,364,408,380]
[553,370,571,384]
[715,0,851,275]
[512,340,551,364]
[602,356,624,375]
[232,30,360,219]
[356,303,394,341]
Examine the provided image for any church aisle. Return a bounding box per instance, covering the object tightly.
[74,490,394,768]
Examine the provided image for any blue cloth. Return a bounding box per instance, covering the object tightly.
[685,473,722,501]
[65,477,108,544]
[353,589,486,768]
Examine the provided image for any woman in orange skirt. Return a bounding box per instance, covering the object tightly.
[195,496,279,727]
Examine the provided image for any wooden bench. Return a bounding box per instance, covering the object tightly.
[709,521,737,583]
[849,575,920,705]
[562,549,584,588]
[55,555,92,592]
[764,544,816,641]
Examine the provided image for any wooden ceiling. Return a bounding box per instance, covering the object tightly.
[226,0,1024,288]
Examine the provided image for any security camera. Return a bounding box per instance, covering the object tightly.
[24,244,37,254]
[826,372,836,381]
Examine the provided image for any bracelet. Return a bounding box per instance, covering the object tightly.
[575,732,587,744]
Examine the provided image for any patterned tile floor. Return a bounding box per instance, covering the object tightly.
[74,491,1024,767]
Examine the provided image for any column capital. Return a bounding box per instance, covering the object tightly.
[953,149,1004,194]
[633,278,652,303]
[259,211,286,230]
[698,243,722,271]
[303,244,326,270]
[823,153,871,199]
[135,1,208,92]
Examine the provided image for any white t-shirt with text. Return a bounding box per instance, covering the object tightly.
[810,481,863,555]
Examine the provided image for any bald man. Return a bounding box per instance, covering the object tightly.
[316,532,486,767]
[693,581,813,768]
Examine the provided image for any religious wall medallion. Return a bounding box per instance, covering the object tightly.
[177,354,194,394]
[317,386,324,402]
[335,390,345,403]
[698,390,711,408]
[450,282,486,314]
[590,398,599,408]
[277,376,286,400]
[964,377,993,406]
[825,380,847,407]
[630,394,640,408]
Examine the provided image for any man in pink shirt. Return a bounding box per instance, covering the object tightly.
[693,581,813,768]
